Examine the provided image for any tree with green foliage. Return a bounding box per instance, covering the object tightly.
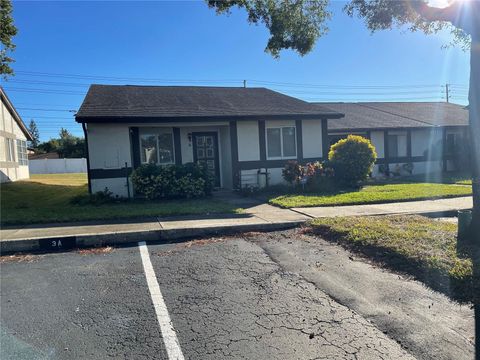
[56,128,86,158]
[208,0,480,351]
[27,119,40,148]
[0,0,17,76]
[37,128,86,158]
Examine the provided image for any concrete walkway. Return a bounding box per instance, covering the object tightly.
[0,195,472,254]
[292,196,473,218]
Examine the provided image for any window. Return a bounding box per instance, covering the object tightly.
[387,135,399,158]
[158,133,174,164]
[446,133,457,154]
[140,135,158,164]
[17,139,28,165]
[387,133,407,158]
[140,132,174,165]
[5,138,15,162]
[266,126,296,159]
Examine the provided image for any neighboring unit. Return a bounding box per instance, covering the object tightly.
[318,102,469,177]
[0,87,33,183]
[76,85,343,197]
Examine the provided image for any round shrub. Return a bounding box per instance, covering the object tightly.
[328,135,377,187]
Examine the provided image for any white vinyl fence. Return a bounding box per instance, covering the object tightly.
[29,158,87,174]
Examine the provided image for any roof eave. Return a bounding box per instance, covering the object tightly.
[75,112,344,123]
[0,87,34,141]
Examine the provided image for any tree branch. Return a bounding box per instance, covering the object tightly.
[410,0,461,22]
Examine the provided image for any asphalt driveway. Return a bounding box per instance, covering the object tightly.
[0,231,474,359]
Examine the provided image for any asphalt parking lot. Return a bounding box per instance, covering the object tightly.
[1,231,474,360]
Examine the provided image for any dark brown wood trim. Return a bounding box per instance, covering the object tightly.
[81,122,92,194]
[238,157,323,171]
[321,119,329,159]
[383,130,390,165]
[229,121,240,189]
[295,120,303,161]
[258,120,266,161]
[130,127,141,169]
[76,113,344,124]
[90,167,133,180]
[406,129,412,158]
[442,127,447,172]
[376,156,427,165]
[173,127,182,165]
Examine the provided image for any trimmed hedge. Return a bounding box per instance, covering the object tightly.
[328,135,377,187]
[131,163,213,200]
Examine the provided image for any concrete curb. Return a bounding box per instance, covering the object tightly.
[0,221,304,255]
[0,208,465,255]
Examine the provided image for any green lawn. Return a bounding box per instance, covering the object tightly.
[367,171,472,186]
[269,183,472,208]
[1,173,241,226]
[310,215,475,302]
[29,173,88,186]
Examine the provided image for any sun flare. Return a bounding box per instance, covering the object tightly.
[427,0,471,9]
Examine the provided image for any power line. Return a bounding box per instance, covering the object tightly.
[249,80,445,89]
[17,107,76,112]
[270,88,444,96]
[5,79,91,88]
[15,70,244,84]
[12,70,469,90]
[2,87,86,95]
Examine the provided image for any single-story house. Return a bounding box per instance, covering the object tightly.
[76,85,343,197]
[315,102,469,177]
[0,87,33,183]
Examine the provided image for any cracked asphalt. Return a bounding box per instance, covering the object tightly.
[1,231,472,359]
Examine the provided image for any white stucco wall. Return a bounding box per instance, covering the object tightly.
[302,120,323,158]
[0,94,30,183]
[237,121,260,161]
[91,178,132,198]
[87,123,132,169]
[370,131,384,158]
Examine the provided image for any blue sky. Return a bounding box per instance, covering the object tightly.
[1,1,470,141]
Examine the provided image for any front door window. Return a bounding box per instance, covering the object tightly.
[193,133,220,187]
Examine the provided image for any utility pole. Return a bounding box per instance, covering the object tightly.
[243,80,247,88]
[445,83,449,103]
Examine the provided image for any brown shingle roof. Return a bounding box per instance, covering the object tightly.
[76,85,343,122]
[314,102,468,131]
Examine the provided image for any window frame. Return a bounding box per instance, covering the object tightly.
[445,133,457,155]
[5,138,15,162]
[387,134,399,158]
[139,130,175,165]
[16,139,28,165]
[265,125,297,160]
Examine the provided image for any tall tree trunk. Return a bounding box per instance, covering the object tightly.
[469,22,480,360]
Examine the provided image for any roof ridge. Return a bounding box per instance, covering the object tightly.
[90,84,267,89]
[357,103,437,127]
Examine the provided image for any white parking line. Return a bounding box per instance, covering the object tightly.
[138,241,185,360]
